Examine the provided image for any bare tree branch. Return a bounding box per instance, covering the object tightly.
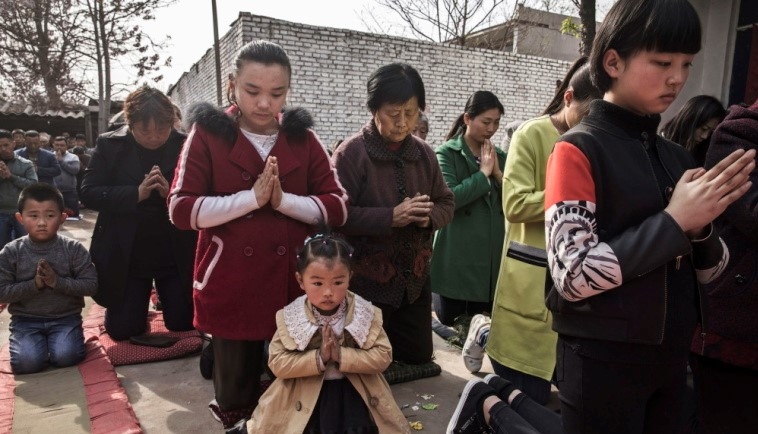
[369,0,512,44]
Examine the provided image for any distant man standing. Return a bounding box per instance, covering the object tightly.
[11,130,25,151]
[39,132,52,151]
[53,136,81,219]
[74,133,87,149]
[16,130,61,185]
[0,130,37,247]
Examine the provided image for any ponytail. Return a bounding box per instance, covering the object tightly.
[445,114,466,141]
[446,91,504,141]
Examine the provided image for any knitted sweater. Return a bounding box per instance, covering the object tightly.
[0,235,97,318]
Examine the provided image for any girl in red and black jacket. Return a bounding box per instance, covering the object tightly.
[168,40,347,433]
[543,1,755,433]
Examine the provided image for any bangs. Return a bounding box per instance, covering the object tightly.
[640,1,701,54]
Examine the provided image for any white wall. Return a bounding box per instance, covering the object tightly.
[169,13,571,147]
[663,0,740,122]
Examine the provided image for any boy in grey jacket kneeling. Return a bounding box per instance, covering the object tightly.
[0,183,97,374]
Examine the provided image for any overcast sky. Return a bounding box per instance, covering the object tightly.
[132,0,381,90]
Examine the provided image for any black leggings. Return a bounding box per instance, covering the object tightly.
[489,392,562,434]
[432,293,491,326]
[491,358,553,406]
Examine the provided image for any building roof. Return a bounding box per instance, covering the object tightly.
[0,99,86,119]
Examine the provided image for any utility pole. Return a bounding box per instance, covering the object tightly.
[212,0,222,106]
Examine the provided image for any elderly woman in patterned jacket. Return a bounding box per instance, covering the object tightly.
[332,62,455,367]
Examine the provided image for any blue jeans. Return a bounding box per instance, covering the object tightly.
[9,313,86,374]
[0,212,26,248]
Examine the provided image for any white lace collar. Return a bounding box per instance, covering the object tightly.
[282,293,375,350]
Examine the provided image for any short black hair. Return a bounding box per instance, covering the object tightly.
[75,133,86,140]
[18,183,65,213]
[366,63,426,113]
[590,0,702,93]
[24,130,39,138]
[0,130,10,140]
[11,129,24,136]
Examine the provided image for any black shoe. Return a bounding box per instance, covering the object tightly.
[225,417,249,434]
[446,379,495,434]
[200,335,214,380]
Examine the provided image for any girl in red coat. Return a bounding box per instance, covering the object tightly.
[168,40,348,433]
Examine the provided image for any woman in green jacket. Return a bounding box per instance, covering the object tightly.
[487,58,600,405]
[431,91,506,326]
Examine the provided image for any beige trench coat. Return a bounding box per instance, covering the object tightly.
[248,292,410,433]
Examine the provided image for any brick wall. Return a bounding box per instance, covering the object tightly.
[168,13,572,148]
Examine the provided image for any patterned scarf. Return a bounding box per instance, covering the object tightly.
[361,119,421,202]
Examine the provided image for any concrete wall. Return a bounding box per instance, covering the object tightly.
[168,13,572,148]
[663,0,741,122]
[515,25,584,62]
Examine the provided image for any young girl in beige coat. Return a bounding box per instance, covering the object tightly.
[247,234,410,434]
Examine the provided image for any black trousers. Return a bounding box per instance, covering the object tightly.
[212,337,264,412]
[556,338,687,434]
[374,279,433,364]
[491,358,552,406]
[432,292,491,326]
[489,392,562,434]
[690,353,758,434]
[105,269,194,341]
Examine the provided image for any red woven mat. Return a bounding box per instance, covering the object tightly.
[0,345,13,434]
[79,339,143,433]
[0,340,143,434]
[83,304,202,366]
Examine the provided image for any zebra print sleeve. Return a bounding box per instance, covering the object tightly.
[544,141,622,302]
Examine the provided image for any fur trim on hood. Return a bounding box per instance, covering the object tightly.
[186,102,314,144]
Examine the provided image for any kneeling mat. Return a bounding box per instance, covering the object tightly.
[383,360,442,385]
[83,304,202,366]
[0,340,142,434]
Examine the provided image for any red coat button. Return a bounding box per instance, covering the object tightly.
[276,246,286,256]
[244,247,254,256]
[241,172,251,181]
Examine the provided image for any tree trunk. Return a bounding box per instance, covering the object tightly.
[101,0,112,135]
[96,0,109,134]
[87,0,106,133]
[33,0,63,107]
[578,0,596,57]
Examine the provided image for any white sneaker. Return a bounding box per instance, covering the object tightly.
[462,314,490,373]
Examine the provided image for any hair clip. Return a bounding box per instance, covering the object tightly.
[303,232,329,246]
